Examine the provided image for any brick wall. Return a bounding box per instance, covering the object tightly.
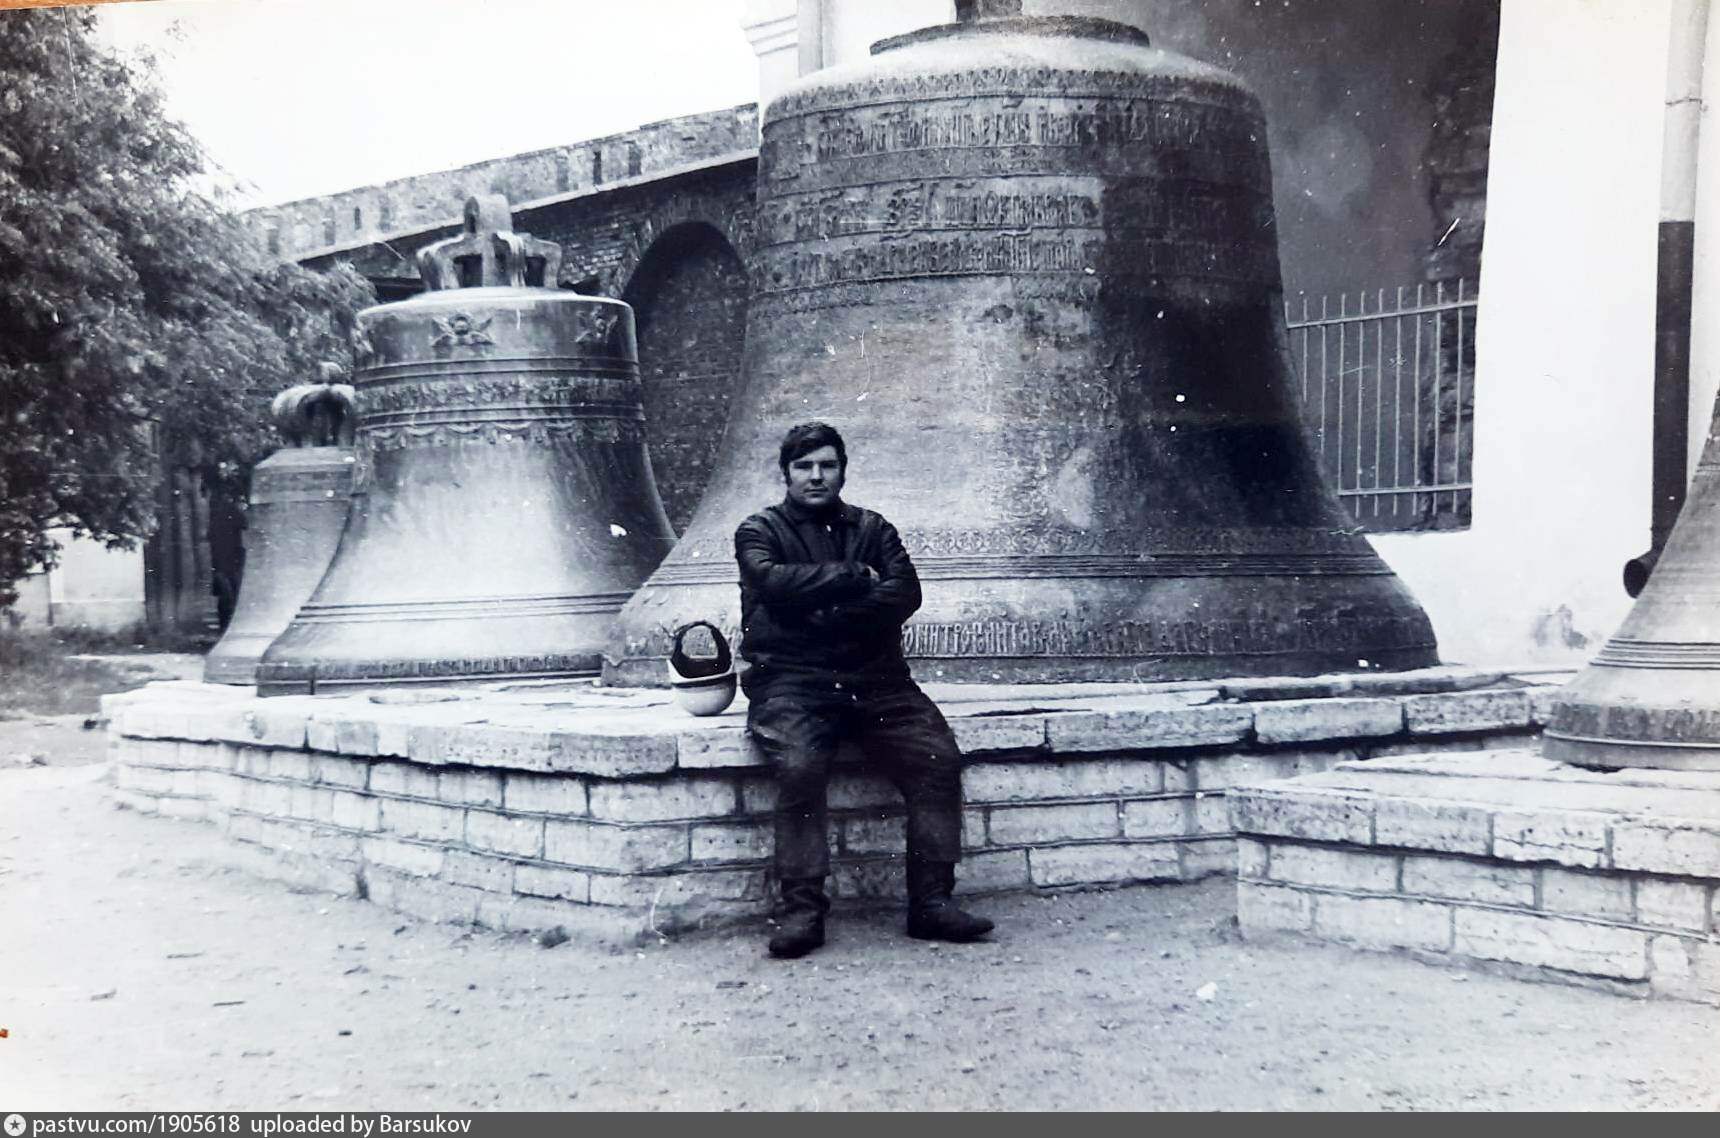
[1233,752,1720,1003]
[105,669,1569,943]
[624,224,749,531]
[244,105,758,264]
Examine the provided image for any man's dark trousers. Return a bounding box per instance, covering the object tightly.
[748,680,963,881]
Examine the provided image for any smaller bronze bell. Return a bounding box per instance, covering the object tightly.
[667,621,737,717]
[1543,389,1720,770]
[202,373,356,685]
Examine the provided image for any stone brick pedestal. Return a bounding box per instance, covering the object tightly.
[104,667,1566,942]
[1232,750,1720,1002]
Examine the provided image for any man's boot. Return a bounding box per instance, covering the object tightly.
[767,877,829,959]
[906,861,994,942]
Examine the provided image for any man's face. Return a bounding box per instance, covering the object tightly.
[785,444,844,509]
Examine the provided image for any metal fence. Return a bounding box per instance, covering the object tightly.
[1285,280,1477,531]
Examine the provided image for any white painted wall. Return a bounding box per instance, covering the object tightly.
[816,0,953,68]
[7,529,147,632]
[1687,0,1720,469]
[1372,0,1671,668]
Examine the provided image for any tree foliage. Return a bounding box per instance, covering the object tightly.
[0,7,374,604]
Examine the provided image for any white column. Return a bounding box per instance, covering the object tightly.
[1371,0,1672,666]
[741,0,801,110]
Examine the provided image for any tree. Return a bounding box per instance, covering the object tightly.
[0,7,374,607]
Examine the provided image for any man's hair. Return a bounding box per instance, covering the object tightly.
[777,421,846,474]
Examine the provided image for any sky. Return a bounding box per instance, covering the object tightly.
[93,0,761,208]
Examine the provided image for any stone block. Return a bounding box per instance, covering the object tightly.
[832,859,903,899]
[1610,820,1720,878]
[310,714,381,758]
[1027,841,1180,887]
[1635,879,1712,932]
[1401,855,1536,908]
[964,758,1162,804]
[948,714,1047,754]
[1230,787,1372,845]
[587,868,768,908]
[690,821,771,864]
[370,762,441,801]
[741,776,779,814]
[1313,893,1452,952]
[287,784,335,824]
[957,848,1031,893]
[544,819,689,872]
[1238,837,1270,878]
[826,773,898,811]
[438,768,504,809]
[841,813,906,855]
[1251,698,1403,745]
[1193,793,1230,836]
[514,864,591,903]
[1179,838,1236,880]
[366,869,482,925]
[267,749,314,782]
[117,764,172,795]
[234,749,272,778]
[1372,796,1492,856]
[674,727,761,770]
[1540,867,1633,921]
[440,724,558,772]
[313,754,370,790]
[546,729,679,778]
[208,773,245,810]
[963,807,987,850]
[1648,937,1720,1001]
[361,836,444,877]
[1045,704,1254,753]
[1162,760,1194,794]
[1491,808,1610,869]
[223,705,311,750]
[329,791,381,833]
[503,773,588,816]
[240,778,294,817]
[1268,843,1398,893]
[1403,689,1532,735]
[1120,796,1190,839]
[587,776,737,822]
[1237,881,1314,935]
[380,797,465,843]
[1453,908,1649,980]
[125,738,183,767]
[988,802,1119,846]
[120,702,217,742]
[441,849,516,893]
[464,810,545,859]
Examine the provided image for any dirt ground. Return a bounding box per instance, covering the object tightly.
[2,718,1716,1113]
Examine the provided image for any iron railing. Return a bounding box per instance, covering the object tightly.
[1285,280,1477,531]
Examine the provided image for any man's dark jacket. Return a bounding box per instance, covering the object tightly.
[734,498,921,692]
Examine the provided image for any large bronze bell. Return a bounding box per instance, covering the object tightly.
[1544,389,1720,770]
[258,195,675,694]
[203,374,357,685]
[606,11,1436,684]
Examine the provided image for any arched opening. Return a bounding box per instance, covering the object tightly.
[622,221,748,532]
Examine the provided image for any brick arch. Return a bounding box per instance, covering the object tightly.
[622,220,750,531]
[610,190,755,301]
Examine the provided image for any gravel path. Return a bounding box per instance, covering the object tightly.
[2,759,1715,1111]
